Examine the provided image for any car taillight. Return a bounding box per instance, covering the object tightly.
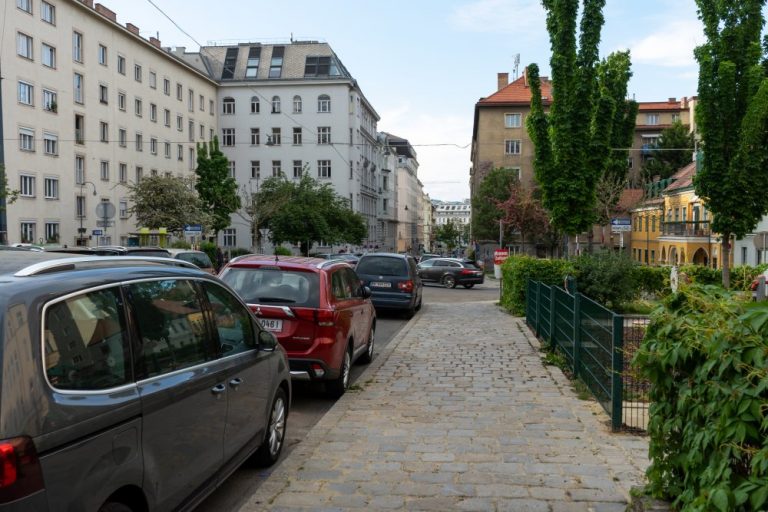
[398,280,414,292]
[460,269,476,275]
[0,437,44,504]
[316,309,335,327]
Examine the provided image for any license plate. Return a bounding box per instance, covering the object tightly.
[258,318,283,332]
[370,281,392,288]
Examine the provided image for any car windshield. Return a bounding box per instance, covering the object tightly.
[220,267,320,307]
[356,256,408,277]
[175,252,213,269]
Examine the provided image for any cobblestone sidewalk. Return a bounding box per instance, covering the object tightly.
[240,301,649,512]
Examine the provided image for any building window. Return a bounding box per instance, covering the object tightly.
[671,113,680,123]
[245,46,260,78]
[20,222,36,244]
[293,95,302,113]
[251,161,260,179]
[99,122,109,143]
[120,199,128,218]
[163,78,170,95]
[199,123,205,139]
[118,91,126,111]
[72,31,83,62]
[117,54,125,74]
[119,163,127,183]
[150,103,157,122]
[98,44,107,65]
[199,94,205,111]
[134,64,142,82]
[504,113,521,128]
[135,133,143,152]
[164,142,171,159]
[99,84,108,104]
[317,94,331,113]
[228,161,236,179]
[164,109,171,127]
[75,155,85,184]
[41,2,55,24]
[223,229,236,247]
[270,128,281,146]
[318,160,331,179]
[44,222,59,244]
[269,46,284,78]
[188,89,194,112]
[75,115,85,144]
[505,139,521,154]
[742,246,748,265]
[317,127,331,145]
[250,128,260,145]
[18,81,33,105]
[43,89,57,112]
[135,98,142,117]
[100,161,109,181]
[17,0,32,14]
[43,133,58,155]
[271,96,281,114]
[293,127,302,145]
[293,160,303,178]
[177,144,183,161]
[221,47,238,80]
[176,115,183,131]
[221,97,235,115]
[17,32,33,59]
[176,83,182,101]
[222,128,235,147]
[74,73,84,103]
[189,148,195,170]
[135,166,143,183]
[646,114,659,125]
[271,160,282,177]
[42,43,56,68]
[188,120,194,142]
[44,177,59,199]
[149,71,157,89]
[150,137,157,155]
[20,175,35,197]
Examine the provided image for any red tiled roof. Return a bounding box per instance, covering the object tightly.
[478,74,553,106]
[638,101,685,111]
[665,161,696,192]
[616,189,645,212]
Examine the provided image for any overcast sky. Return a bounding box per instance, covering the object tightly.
[106,0,708,201]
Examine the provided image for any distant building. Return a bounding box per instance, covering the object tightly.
[384,134,421,254]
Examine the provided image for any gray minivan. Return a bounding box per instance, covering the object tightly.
[0,253,290,511]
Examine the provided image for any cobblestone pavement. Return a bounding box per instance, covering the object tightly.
[240,301,649,512]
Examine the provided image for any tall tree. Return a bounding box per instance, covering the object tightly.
[434,220,462,254]
[527,0,637,253]
[642,121,696,181]
[263,173,367,256]
[693,0,768,288]
[195,136,240,238]
[471,165,518,241]
[127,175,211,233]
[494,181,551,255]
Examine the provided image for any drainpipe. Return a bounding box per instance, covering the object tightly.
[0,58,7,245]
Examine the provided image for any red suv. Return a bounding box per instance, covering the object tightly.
[219,255,376,397]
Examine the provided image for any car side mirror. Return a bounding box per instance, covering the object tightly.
[361,286,372,299]
[258,330,278,350]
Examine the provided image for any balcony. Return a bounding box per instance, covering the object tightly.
[661,221,711,237]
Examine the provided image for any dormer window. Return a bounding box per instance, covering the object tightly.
[268,46,284,78]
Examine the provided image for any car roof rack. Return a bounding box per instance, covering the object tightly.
[15,256,200,277]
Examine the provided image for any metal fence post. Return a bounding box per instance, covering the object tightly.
[611,314,624,431]
[549,286,556,345]
[535,281,542,336]
[572,292,581,378]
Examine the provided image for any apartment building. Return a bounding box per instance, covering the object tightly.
[383,133,422,254]
[1,0,218,246]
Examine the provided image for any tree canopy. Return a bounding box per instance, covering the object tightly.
[693,0,768,287]
[434,220,463,253]
[195,136,240,236]
[494,181,552,254]
[471,165,519,241]
[127,175,211,232]
[527,0,637,243]
[642,121,695,181]
[259,173,367,256]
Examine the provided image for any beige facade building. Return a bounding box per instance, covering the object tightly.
[1,0,218,246]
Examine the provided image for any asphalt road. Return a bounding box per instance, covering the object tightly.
[195,277,501,511]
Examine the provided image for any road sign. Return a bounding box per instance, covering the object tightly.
[95,201,116,219]
[92,229,103,236]
[96,220,115,227]
[184,224,203,232]
[611,218,631,232]
[494,249,510,265]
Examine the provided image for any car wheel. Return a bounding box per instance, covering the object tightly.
[99,502,134,512]
[358,323,375,364]
[463,284,474,289]
[253,387,287,467]
[326,346,352,398]
[442,275,456,289]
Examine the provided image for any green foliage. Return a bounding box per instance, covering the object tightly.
[434,220,462,252]
[635,285,768,511]
[642,121,696,180]
[195,137,241,236]
[632,265,669,296]
[679,264,722,286]
[228,247,251,258]
[127,175,211,232]
[501,255,574,315]
[274,246,292,256]
[200,241,217,268]
[170,240,191,249]
[0,165,20,212]
[571,251,638,309]
[471,167,517,241]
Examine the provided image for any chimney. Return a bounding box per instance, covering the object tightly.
[668,97,676,103]
[523,66,528,87]
[497,72,509,91]
[126,23,140,36]
[174,47,186,56]
[149,37,161,48]
[94,3,116,22]
[80,0,94,7]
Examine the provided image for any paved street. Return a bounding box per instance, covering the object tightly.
[235,284,650,511]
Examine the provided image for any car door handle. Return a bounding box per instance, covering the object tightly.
[211,383,226,395]
[229,377,243,389]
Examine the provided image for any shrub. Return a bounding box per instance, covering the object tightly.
[679,264,721,285]
[228,247,251,258]
[200,241,218,269]
[632,265,669,297]
[571,251,638,309]
[501,255,573,315]
[635,285,768,511]
[274,246,292,256]
[170,239,191,249]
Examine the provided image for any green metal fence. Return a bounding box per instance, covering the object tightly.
[525,279,649,432]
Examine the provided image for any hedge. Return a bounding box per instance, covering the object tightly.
[500,255,573,315]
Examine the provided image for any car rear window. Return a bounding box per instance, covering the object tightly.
[463,261,482,270]
[356,256,409,277]
[175,252,213,269]
[220,267,320,308]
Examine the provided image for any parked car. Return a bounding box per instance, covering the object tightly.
[219,255,376,397]
[355,253,423,318]
[91,245,172,257]
[417,258,485,289]
[166,248,216,274]
[330,253,360,265]
[418,253,441,263]
[0,252,290,512]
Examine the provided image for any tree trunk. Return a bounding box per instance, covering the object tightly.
[722,234,731,289]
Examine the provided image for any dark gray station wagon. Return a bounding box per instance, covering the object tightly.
[0,253,290,512]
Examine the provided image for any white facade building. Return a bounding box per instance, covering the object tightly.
[1,0,218,246]
[434,202,471,227]
[383,133,422,254]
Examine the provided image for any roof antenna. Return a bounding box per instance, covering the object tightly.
[290,32,294,43]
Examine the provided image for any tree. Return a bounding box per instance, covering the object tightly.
[195,136,240,238]
[693,0,768,288]
[262,173,367,256]
[0,165,19,212]
[434,220,462,254]
[527,0,637,252]
[471,165,518,241]
[127,175,211,233]
[641,121,695,181]
[237,181,292,252]
[494,181,551,255]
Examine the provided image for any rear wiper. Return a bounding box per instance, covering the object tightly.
[258,297,296,303]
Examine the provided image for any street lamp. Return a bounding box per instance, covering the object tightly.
[77,181,97,246]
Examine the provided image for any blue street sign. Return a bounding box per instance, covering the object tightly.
[610,218,631,226]
[184,224,203,232]
[92,229,103,236]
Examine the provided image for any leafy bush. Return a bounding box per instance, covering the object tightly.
[632,265,669,297]
[200,241,218,269]
[635,285,768,511]
[501,255,573,315]
[679,264,721,286]
[274,246,292,256]
[170,239,191,249]
[571,251,638,309]
[228,247,251,258]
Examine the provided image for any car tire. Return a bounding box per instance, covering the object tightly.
[463,284,474,289]
[253,387,287,467]
[442,275,456,289]
[358,323,375,364]
[415,295,422,311]
[326,346,352,398]
[99,502,133,512]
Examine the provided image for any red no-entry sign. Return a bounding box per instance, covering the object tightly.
[494,249,510,265]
